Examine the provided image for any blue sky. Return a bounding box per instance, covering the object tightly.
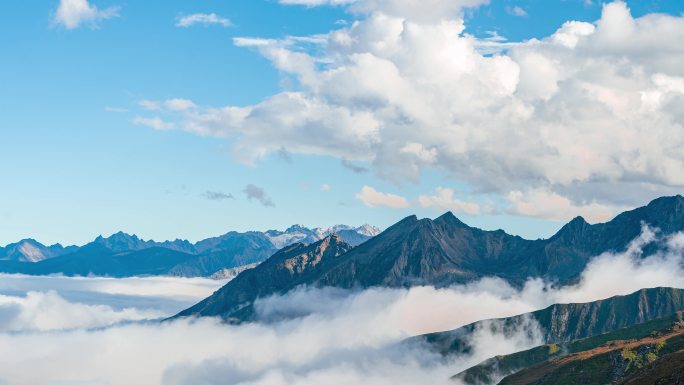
[1,0,683,246]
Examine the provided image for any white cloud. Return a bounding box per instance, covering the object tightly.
[176,13,232,28]
[506,188,619,222]
[418,187,484,215]
[321,183,332,191]
[137,1,684,214]
[132,116,175,130]
[0,274,225,332]
[506,5,527,17]
[164,98,197,111]
[52,0,119,30]
[0,290,161,332]
[355,186,409,208]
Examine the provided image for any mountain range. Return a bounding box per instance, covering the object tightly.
[0,224,380,277]
[176,195,684,321]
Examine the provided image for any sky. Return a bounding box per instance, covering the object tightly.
[1,0,683,246]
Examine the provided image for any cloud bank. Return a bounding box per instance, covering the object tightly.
[0,274,225,331]
[137,1,684,220]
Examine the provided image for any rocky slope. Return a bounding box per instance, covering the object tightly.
[175,234,354,322]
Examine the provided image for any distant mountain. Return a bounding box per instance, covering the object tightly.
[0,224,378,277]
[176,195,684,321]
[264,224,380,248]
[0,239,77,262]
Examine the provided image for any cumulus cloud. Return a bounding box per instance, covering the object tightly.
[136,1,684,219]
[243,184,275,207]
[418,187,485,215]
[1,228,684,384]
[176,13,232,28]
[506,188,619,222]
[356,185,409,208]
[52,0,119,29]
[202,191,234,201]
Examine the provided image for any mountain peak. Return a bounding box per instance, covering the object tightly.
[551,215,590,240]
[93,231,149,252]
[285,224,308,233]
[434,211,470,228]
[355,224,381,237]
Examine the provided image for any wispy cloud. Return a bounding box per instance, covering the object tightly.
[176,13,232,28]
[52,0,119,30]
[132,117,175,130]
[139,99,196,111]
[202,191,234,201]
[104,106,128,113]
[341,160,368,174]
[242,184,275,207]
[506,5,528,17]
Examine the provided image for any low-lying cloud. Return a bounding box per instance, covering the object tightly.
[1,227,683,384]
[0,274,225,331]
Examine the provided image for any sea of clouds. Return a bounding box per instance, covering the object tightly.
[0,227,683,385]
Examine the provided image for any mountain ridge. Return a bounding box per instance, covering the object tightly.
[176,195,684,320]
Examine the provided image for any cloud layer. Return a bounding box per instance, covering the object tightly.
[0,274,225,331]
[136,1,684,221]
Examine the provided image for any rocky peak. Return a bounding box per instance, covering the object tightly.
[552,216,590,239]
[434,211,470,229]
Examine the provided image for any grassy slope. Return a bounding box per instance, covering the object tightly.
[494,313,684,385]
[455,311,684,385]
